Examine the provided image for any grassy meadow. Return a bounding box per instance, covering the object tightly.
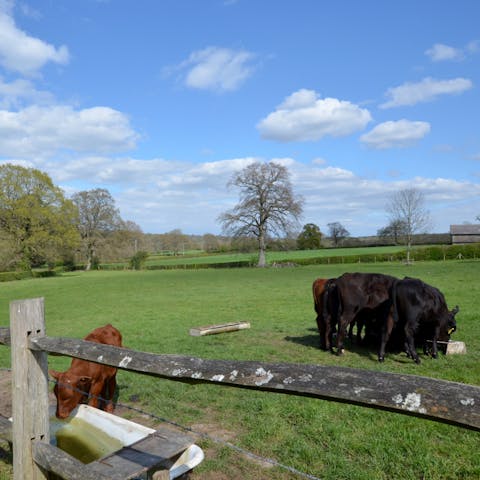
[143,245,404,267]
[0,259,479,479]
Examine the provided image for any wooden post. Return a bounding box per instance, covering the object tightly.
[10,298,50,480]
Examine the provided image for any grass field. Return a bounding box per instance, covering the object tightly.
[0,260,479,479]
[144,245,405,267]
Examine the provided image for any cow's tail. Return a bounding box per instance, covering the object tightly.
[323,279,339,327]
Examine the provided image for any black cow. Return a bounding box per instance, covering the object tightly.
[325,272,397,361]
[392,277,459,363]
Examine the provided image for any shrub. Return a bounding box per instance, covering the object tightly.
[130,251,149,270]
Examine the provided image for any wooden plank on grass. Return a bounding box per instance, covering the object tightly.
[189,321,250,336]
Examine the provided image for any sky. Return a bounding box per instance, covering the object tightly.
[0,0,479,237]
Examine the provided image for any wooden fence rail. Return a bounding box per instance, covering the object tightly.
[29,335,480,431]
[1,297,480,479]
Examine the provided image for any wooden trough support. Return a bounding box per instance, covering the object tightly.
[32,426,194,480]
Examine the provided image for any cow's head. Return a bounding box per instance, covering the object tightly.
[447,305,459,335]
[50,370,92,419]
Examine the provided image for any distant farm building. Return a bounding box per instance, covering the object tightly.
[450,224,480,244]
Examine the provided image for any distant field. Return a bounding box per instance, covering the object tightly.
[145,245,405,266]
[0,260,478,479]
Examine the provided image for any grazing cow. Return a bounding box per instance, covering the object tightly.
[50,324,122,419]
[312,278,337,350]
[326,272,397,361]
[392,278,459,363]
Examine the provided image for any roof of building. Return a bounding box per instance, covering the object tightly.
[450,224,480,235]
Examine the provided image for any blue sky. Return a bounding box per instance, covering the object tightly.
[0,0,479,236]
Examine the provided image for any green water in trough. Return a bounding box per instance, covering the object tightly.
[50,416,123,464]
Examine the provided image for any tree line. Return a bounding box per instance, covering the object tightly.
[0,162,462,272]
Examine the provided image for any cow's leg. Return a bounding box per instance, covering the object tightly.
[103,375,117,413]
[377,304,394,362]
[323,306,335,352]
[87,382,102,409]
[316,314,327,350]
[336,315,349,355]
[404,325,420,363]
[348,320,355,343]
[430,328,440,359]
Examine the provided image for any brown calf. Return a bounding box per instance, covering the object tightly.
[50,324,122,419]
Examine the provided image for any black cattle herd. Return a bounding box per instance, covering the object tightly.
[313,272,459,363]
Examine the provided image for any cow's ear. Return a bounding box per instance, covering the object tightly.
[49,370,60,381]
[452,305,459,315]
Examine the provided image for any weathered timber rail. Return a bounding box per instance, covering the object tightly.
[29,335,480,431]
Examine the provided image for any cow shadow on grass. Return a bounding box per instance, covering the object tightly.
[284,328,384,361]
[284,333,320,350]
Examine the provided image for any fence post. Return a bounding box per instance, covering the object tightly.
[10,298,50,480]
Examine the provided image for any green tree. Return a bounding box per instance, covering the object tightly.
[218,161,303,267]
[0,164,79,270]
[297,223,323,250]
[72,188,122,270]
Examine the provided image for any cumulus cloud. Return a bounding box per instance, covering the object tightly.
[0,6,69,75]
[168,46,256,92]
[360,119,430,149]
[425,43,464,62]
[257,89,372,142]
[380,77,473,108]
[7,152,477,236]
[425,41,479,62]
[0,105,138,158]
[0,76,53,108]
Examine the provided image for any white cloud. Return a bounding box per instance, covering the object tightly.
[257,89,372,142]
[171,46,256,92]
[425,43,464,62]
[380,77,473,108]
[425,41,480,62]
[0,105,138,158]
[360,119,430,149]
[0,6,69,75]
[0,76,53,108]
[5,152,478,236]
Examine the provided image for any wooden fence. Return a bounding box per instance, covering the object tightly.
[1,297,479,479]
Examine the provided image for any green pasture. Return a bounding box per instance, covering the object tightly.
[0,260,479,479]
[145,245,404,266]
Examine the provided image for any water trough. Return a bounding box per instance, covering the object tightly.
[47,405,204,479]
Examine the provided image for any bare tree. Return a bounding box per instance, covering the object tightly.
[386,188,431,263]
[327,222,350,247]
[218,161,304,267]
[377,219,408,244]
